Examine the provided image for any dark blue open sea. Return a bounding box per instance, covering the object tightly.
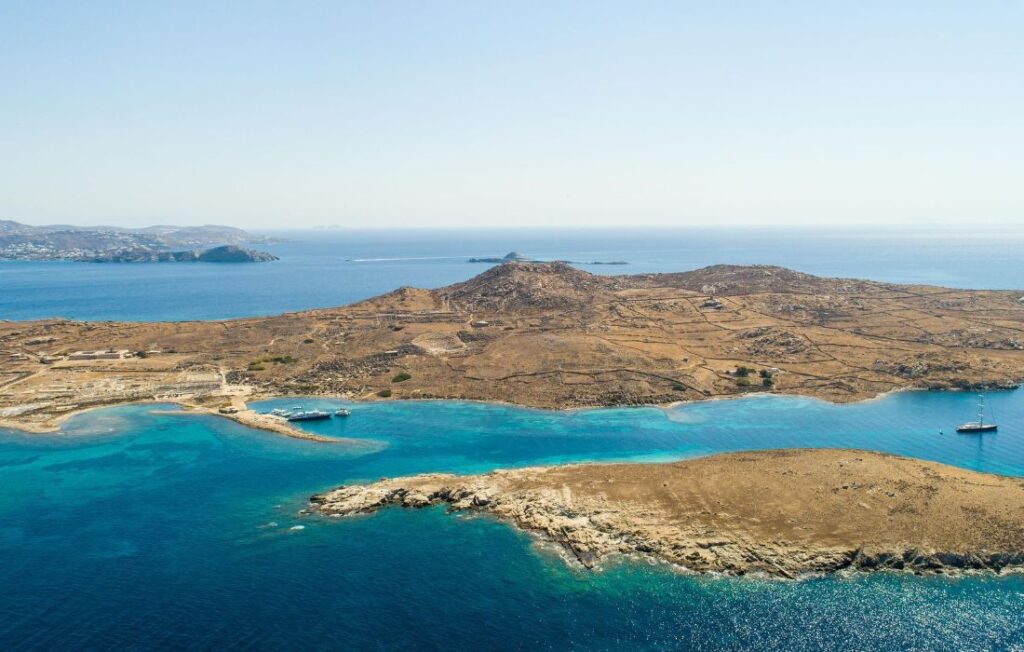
[2,227,1023,649]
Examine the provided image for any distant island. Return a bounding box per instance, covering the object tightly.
[468,251,627,265]
[0,220,277,261]
[87,245,278,264]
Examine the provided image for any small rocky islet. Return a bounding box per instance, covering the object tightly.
[468,251,627,265]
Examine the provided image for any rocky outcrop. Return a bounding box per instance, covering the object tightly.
[309,449,1024,578]
[438,261,621,311]
[195,245,278,263]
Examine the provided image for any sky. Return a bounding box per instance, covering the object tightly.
[1,1,1022,230]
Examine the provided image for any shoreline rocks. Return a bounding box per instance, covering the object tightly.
[309,449,1024,578]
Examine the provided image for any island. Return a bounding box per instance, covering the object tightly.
[0,219,276,261]
[468,251,627,265]
[86,245,278,263]
[1,262,1023,434]
[467,251,532,263]
[309,449,1024,577]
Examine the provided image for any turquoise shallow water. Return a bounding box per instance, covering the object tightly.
[1,390,1023,650]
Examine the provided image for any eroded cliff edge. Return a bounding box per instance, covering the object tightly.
[309,449,1024,578]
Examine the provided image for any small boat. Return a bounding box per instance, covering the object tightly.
[335,408,351,417]
[269,408,289,417]
[956,394,998,433]
[287,410,332,422]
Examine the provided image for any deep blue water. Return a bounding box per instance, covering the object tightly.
[3,226,1024,648]
[3,226,1024,321]
[1,390,1023,650]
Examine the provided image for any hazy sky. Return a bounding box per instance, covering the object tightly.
[1,1,1022,229]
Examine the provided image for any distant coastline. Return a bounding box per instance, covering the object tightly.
[0,219,278,261]
[86,245,278,263]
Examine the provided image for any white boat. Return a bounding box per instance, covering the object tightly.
[335,408,351,417]
[956,394,998,433]
[287,410,332,422]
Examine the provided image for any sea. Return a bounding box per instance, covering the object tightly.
[1,226,1024,650]
[2,226,1023,322]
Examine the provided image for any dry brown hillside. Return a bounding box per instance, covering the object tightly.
[2,263,1023,431]
[310,449,1024,576]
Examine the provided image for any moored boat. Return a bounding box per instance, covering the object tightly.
[956,394,998,433]
[335,408,351,417]
[287,410,332,422]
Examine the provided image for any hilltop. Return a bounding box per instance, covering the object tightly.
[1,262,1023,432]
[439,261,621,311]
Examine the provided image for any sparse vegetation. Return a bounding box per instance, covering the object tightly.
[377,388,393,397]
[392,372,412,383]
[762,377,774,388]
[737,377,751,387]
[254,355,296,365]
[6,263,1024,435]
[303,338,315,344]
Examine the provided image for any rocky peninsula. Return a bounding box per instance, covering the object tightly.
[310,449,1024,577]
[85,245,277,263]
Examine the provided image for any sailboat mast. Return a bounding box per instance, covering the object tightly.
[978,394,985,426]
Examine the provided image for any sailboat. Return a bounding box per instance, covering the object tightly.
[956,394,998,433]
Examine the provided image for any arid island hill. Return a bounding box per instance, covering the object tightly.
[2,263,1023,433]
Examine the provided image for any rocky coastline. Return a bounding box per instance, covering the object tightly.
[85,244,278,263]
[309,449,1024,578]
